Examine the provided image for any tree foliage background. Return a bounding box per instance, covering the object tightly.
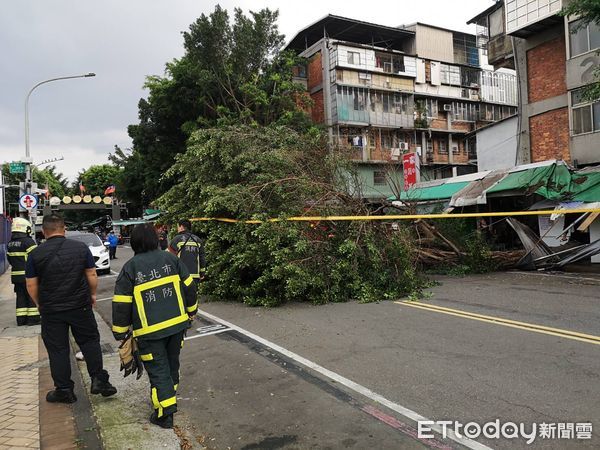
[122,6,311,211]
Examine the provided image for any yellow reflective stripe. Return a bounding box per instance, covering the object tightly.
[26,246,36,253]
[7,252,27,257]
[11,271,26,276]
[113,295,133,303]
[112,324,129,333]
[133,275,185,331]
[190,273,201,279]
[140,353,153,361]
[151,387,162,417]
[174,383,178,391]
[186,302,198,313]
[16,308,28,316]
[160,396,177,408]
[26,308,39,315]
[133,314,188,337]
[183,276,194,286]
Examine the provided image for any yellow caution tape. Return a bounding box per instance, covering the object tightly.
[190,208,600,224]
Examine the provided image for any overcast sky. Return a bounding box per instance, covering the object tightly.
[1,0,491,181]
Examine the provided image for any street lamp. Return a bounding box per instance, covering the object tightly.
[21,73,96,218]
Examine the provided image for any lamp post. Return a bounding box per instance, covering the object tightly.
[21,73,96,219]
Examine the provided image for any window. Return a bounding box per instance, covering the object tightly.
[452,102,478,121]
[425,99,438,118]
[571,89,600,135]
[373,171,387,186]
[347,51,361,65]
[440,64,461,86]
[393,94,408,114]
[375,52,405,74]
[426,138,434,159]
[569,19,600,57]
[438,138,448,154]
[354,91,366,111]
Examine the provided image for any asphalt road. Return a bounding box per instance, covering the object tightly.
[95,247,600,450]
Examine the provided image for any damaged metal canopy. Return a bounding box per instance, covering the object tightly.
[390,160,600,206]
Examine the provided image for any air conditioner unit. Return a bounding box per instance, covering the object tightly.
[443,104,452,112]
[390,148,401,160]
[358,72,371,80]
[399,142,409,151]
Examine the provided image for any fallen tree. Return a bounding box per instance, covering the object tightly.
[157,125,427,306]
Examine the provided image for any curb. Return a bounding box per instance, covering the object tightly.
[75,310,181,450]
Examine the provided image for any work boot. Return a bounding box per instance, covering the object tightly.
[149,412,173,429]
[90,378,117,397]
[46,389,77,404]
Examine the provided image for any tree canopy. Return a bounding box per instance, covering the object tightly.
[74,164,122,197]
[122,5,310,210]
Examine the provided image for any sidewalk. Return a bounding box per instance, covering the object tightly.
[0,271,190,449]
[0,272,80,450]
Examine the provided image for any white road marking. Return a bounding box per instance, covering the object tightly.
[96,296,113,303]
[185,328,231,340]
[196,309,492,450]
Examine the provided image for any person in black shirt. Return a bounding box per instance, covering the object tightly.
[26,214,117,404]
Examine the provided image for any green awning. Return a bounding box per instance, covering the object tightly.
[487,164,600,202]
[392,181,470,202]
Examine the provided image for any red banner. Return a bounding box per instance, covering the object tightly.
[402,153,419,191]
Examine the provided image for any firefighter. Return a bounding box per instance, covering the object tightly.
[7,217,39,326]
[168,219,206,295]
[112,223,197,428]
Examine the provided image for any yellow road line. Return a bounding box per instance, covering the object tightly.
[396,301,600,346]
[190,208,600,224]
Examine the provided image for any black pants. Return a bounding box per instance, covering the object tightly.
[41,306,109,391]
[14,283,40,326]
[109,246,117,259]
[137,331,185,418]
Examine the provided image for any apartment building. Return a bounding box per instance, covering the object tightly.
[286,15,517,200]
[469,0,600,168]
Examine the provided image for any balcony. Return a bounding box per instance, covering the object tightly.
[335,96,414,127]
[505,0,563,38]
[487,35,515,70]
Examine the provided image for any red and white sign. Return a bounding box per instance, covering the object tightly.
[402,152,420,191]
[19,194,38,210]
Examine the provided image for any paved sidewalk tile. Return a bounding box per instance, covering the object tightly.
[0,336,39,449]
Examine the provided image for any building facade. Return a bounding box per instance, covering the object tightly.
[469,0,600,168]
[287,15,517,200]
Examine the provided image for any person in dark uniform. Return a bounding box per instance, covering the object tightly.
[168,219,206,296]
[112,223,197,428]
[158,226,169,251]
[26,214,117,403]
[7,218,40,325]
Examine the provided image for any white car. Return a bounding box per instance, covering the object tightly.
[66,231,111,275]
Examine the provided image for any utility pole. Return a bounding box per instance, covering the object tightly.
[21,73,96,223]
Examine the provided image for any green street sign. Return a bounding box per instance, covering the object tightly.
[9,162,26,174]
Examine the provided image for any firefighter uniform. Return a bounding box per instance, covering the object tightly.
[112,250,197,421]
[168,232,206,291]
[7,218,39,326]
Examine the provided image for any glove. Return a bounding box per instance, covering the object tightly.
[118,333,144,380]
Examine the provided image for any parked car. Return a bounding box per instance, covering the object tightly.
[66,231,111,275]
